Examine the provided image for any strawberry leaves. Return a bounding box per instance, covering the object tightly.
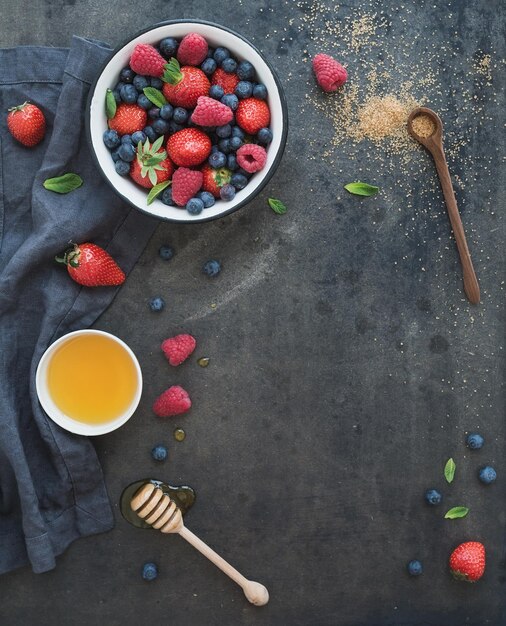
[445,507,469,519]
[163,57,183,85]
[136,137,168,186]
[43,173,83,194]
[268,198,287,214]
[445,458,456,484]
[143,87,167,108]
[344,182,379,196]
[105,89,117,120]
[147,180,171,205]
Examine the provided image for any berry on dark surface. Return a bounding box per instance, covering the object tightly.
[203,259,221,277]
[198,191,215,208]
[216,124,232,138]
[142,562,158,581]
[201,58,217,75]
[424,489,442,505]
[161,187,175,206]
[479,466,497,484]
[257,127,273,144]
[237,60,255,81]
[173,107,189,124]
[213,47,230,65]
[114,160,130,176]
[159,245,174,260]
[103,129,120,149]
[131,130,147,145]
[186,197,204,215]
[209,84,225,100]
[137,94,152,109]
[221,57,237,73]
[208,151,227,168]
[235,81,253,99]
[253,83,267,100]
[466,433,484,449]
[221,94,239,110]
[152,118,170,134]
[149,296,165,312]
[160,104,174,120]
[133,75,149,92]
[220,183,236,201]
[119,67,135,83]
[151,445,168,461]
[120,84,138,104]
[159,37,179,59]
[231,172,248,189]
[118,142,136,162]
[407,560,423,576]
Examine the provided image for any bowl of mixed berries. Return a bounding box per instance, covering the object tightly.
[87,20,288,222]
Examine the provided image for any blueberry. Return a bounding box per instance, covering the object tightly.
[235,81,253,99]
[216,124,232,138]
[131,130,147,145]
[173,107,189,124]
[161,187,175,206]
[118,142,136,162]
[209,85,225,100]
[236,167,251,178]
[231,125,245,139]
[221,57,237,73]
[112,88,122,103]
[208,151,227,168]
[253,83,267,100]
[201,58,217,75]
[149,296,165,312]
[114,81,125,93]
[237,60,255,81]
[257,127,273,144]
[137,94,152,110]
[231,173,248,190]
[229,136,242,151]
[227,154,238,171]
[168,121,185,134]
[220,184,236,201]
[142,562,158,581]
[152,118,170,134]
[103,129,120,149]
[203,259,221,277]
[151,444,168,462]
[206,47,215,59]
[198,191,215,208]
[144,126,158,142]
[424,489,442,505]
[210,144,220,154]
[121,134,133,144]
[221,94,239,111]
[218,139,231,154]
[158,245,174,260]
[466,433,484,449]
[148,106,161,120]
[119,67,135,83]
[133,75,149,92]
[159,37,179,59]
[407,560,423,576]
[111,149,121,162]
[186,197,204,215]
[160,104,174,120]
[114,160,131,176]
[479,466,497,484]
[213,47,230,65]
[150,77,163,89]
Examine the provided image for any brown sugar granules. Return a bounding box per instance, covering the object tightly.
[354,95,409,139]
[411,114,436,138]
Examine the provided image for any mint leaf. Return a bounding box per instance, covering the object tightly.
[445,506,469,519]
[143,87,167,108]
[268,198,287,214]
[344,182,379,196]
[105,89,116,120]
[147,180,171,205]
[444,458,456,483]
[43,173,83,194]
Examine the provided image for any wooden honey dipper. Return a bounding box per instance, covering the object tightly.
[130,482,269,606]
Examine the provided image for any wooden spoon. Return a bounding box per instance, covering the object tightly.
[130,483,269,606]
[407,106,480,305]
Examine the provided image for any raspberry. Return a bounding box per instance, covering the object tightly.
[177,33,208,66]
[312,53,347,92]
[130,44,167,78]
[236,144,267,173]
[191,96,234,127]
[235,98,270,135]
[161,334,197,366]
[172,167,204,206]
[153,386,191,418]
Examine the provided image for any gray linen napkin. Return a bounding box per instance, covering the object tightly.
[0,36,158,574]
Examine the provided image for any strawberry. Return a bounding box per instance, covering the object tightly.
[449,542,486,582]
[177,33,208,66]
[129,136,174,188]
[130,43,168,78]
[153,385,192,417]
[7,102,46,147]
[191,96,234,127]
[211,68,240,95]
[108,103,147,136]
[161,334,196,366]
[162,58,210,108]
[312,53,347,92]
[236,98,270,135]
[236,144,267,173]
[201,164,231,198]
[56,243,125,287]
[167,128,211,167]
[172,167,203,207]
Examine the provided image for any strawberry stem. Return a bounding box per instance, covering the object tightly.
[162,58,183,85]
[8,101,29,113]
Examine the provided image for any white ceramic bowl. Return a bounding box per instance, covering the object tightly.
[86,20,288,223]
[36,330,143,436]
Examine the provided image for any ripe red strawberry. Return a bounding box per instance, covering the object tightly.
[108,103,147,135]
[129,137,174,188]
[236,144,267,173]
[172,167,203,206]
[312,53,347,92]
[167,128,211,167]
[191,96,234,127]
[162,58,210,108]
[449,542,486,582]
[7,102,46,147]
[201,164,231,198]
[177,33,208,66]
[56,243,125,287]
[236,98,270,135]
[161,334,196,366]
[211,68,240,94]
[130,43,168,78]
[153,385,192,417]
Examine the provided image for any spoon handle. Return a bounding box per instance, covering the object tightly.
[179,526,269,606]
[431,144,480,304]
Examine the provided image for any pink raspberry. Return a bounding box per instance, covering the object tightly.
[153,386,192,418]
[172,167,203,207]
[177,33,208,66]
[161,334,196,366]
[236,144,267,173]
[312,53,347,92]
[191,96,234,127]
[130,44,167,77]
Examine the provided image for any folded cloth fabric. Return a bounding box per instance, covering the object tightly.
[0,36,158,574]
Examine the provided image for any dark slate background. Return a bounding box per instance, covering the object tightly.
[0,1,504,625]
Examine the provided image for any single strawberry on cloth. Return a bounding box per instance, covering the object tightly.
[0,37,158,575]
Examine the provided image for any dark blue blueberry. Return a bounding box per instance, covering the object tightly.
[201,58,217,75]
[206,47,215,59]
[131,130,147,145]
[111,149,121,162]
[137,94,152,110]
[479,466,497,484]
[235,81,253,99]
[221,57,237,73]
[121,134,133,144]
[407,560,423,576]
[466,433,484,449]
[133,75,149,92]
[209,85,225,100]
[148,106,161,120]
[424,489,442,505]
[159,37,179,59]
[151,445,168,462]
[114,160,131,176]
[118,142,136,162]
[158,245,174,260]
[142,562,158,581]
[143,126,158,142]
[229,136,242,151]
[213,47,230,65]
[186,197,204,215]
[221,94,239,111]
[257,127,273,144]
[169,121,185,134]
[173,107,189,124]
[119,67,135,83]
[218,139,231,154]
[253,83,267,100]
[150,77,163,89]
[210,144,220,154]
[198,191,215,208]
[231,125,245,139]
[114,81,125,93]
[161,187,175,206]
[103,129,120,149]
[160,104,174,120]
[216,124,232,138]
[149,297,165,312]
[220,184,236,201]
[112,88,122,103]
[152,118,170,134]
[237,60,255,81]
[227,154,237,171]
[203,259,221,277]
[231,173,248,190]
[236,167,251,178]
[208,151,227,168]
